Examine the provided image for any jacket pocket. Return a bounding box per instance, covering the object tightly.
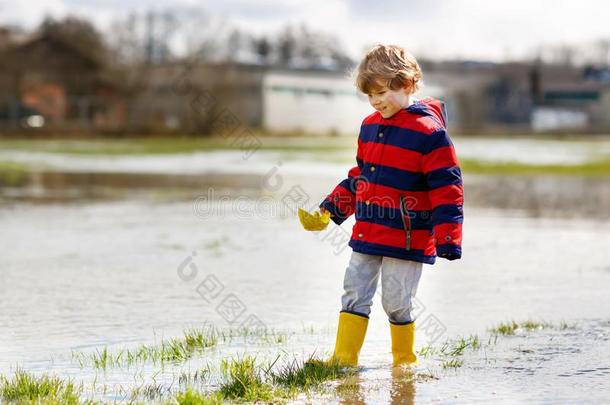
[399,195,412,251]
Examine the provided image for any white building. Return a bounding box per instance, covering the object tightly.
[262,70,371,135]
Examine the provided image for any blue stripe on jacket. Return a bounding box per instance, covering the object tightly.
[360,125,452,154]
[360,163,428,191]
[431,204,464,224]
[425,166,462,190]
[349,239,436,264]
[320,199,348,224]
[337,177,359,195]
[360,125,429,153]
[355,201,433,230]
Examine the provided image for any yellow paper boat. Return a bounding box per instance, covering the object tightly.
[298,208,331,231]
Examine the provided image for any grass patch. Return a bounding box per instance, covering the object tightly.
[214,354,356,403]
[490,320,520,336]
[215,326,290,345]
[0,369,82,404]
[440,359,464,369]
[440,334,481,356]
[417,343,437,358]
[178,368,211,386]
[461,157,610,177]
[175,388,224,405]
[0,160,30,186]
[218,356,279,402]
[489,320,553,336]
[0,136,355,156]
[521,320,553,331]
[74,326,293,370]
[75,328,219,369]
[271,356,355,392]
[419,334,482,359]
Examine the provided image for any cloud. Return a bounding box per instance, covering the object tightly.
[0,0,68,28]
[1,0,608,61]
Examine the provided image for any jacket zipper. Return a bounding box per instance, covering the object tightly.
[399,195,412,251]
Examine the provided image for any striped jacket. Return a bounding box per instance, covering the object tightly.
[319,97,463,264]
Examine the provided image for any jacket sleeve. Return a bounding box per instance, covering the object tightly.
[319,137,363,225]
[421,129,464,260]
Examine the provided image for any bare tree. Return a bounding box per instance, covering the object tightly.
[596,39,610,66]
[253,37,271,64]
[277,26,296,66]
[39,16,108,65]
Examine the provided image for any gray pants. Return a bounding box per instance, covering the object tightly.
[341,252,423,324]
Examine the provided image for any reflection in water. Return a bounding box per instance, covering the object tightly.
[390,366,416,405]
[0,170,267,203]
[335,367,417,405]
[336,373,365,405]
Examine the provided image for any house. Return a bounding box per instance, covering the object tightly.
[0,31,127,131]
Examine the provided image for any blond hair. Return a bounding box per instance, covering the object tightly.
[356,44,422,95]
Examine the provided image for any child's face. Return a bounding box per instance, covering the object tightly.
[367,85,411,119]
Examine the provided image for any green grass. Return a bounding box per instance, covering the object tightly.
[218,356,279,402]
[440,335,481,356]
[489,320,553,336]
[440,359,464,369]
[417,320,560,372]
[216,354,356,403]
[174,388,224,405]
[74,326,294,370]
[461,157,610,177]
[271,356,356,392]
[419,334,482,359]
[0,136,355,156]
[74,328,219,369]
[417,343,437,358]
[0,160,30,186]
[3,319,579,403]
[215,326,290,345]
[520,320,553,331]
[0,369,82,404]
[490,320,520,335]
[178,368,211,386]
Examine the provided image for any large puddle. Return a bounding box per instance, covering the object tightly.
[1,195,609,403]
[1,140,609,402]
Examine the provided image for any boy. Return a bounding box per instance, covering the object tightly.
[302,44,463,367]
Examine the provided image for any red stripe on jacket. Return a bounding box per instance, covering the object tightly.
[355,183,432,211]
[352,222,436,253]
[359,142,422,173]
[422,145,458,173]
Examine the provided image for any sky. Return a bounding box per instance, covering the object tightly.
[1,0,609,62]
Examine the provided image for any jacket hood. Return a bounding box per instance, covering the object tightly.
[406,97,447,128]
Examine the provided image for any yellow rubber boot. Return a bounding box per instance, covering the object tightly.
[329,311,369,366]
[390,322,417,366]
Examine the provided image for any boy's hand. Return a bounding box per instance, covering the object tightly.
[436,243,461,261]
[438,252,460,261]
